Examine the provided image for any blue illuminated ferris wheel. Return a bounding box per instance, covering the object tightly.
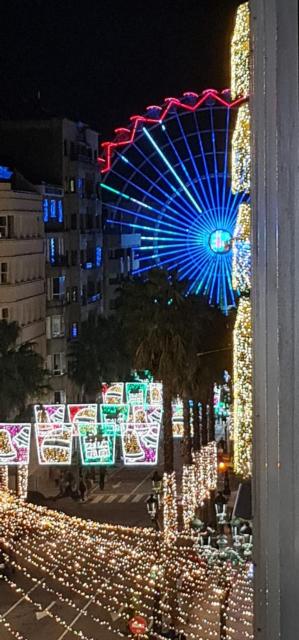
[100,89,248,313]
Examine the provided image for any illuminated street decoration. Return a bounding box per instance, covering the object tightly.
[0,424,31,465]
[231,2,252,478]
[101,90,249,313]
[233,298,252,477]
[100,403,130,435]
[231,2,250,99]
[35,423,73,465]
[67,404,97,435]
[78,423,115,465]
[126,382,148,405]
[172,399,184,438]
[232,202,251,293]
[102,382,124,404]
[121,405,161,465]
[34,404,65,424]
[149,382,163,405]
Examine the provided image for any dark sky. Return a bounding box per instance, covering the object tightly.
[0,0,242,143]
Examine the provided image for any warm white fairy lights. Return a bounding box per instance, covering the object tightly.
[182,465,197,530]
[0,465,8,491]
[231,1,253,480]
[232,104,250,195]
[0,492,253,639]
[233,298,252,478]
[231,2,250,100]
[16,464,29,500]
[232,203,251,293]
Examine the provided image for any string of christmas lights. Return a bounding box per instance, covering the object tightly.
[0,465,8,491]
[163,472,178,545]
[231,1,253,479]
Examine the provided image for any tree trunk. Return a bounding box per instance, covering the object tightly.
[201,402,208,446]
[192,399,201,451]
[183,397,192,465]
[208,384,215,441]
[163,384,173,473]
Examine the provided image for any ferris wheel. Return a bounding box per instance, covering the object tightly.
[100,89,248,314]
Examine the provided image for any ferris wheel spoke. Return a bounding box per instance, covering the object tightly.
[222,107,231,212]
[109,166,195,227]
[173,112,212,213]
[105,201,187,234]
[129,142,198,220]
[142,127,202,215]
[192,112,217,212]
[159,120,206,214]
[209,108,221,222]
[117,148,197,222]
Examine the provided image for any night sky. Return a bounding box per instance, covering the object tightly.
[0,0,242,143]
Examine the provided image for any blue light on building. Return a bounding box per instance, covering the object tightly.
[49,238,56,264]
[71,322,78,338]
[57,199,63,223]
[50,200,56,218]
[0,166,13,180]
[43,199,49,223]
[95,246,102,267]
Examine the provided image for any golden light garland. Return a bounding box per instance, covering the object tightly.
[182,465,197,530]
[231,2,250,100]
[232,103,250,195]
[231,1,252,479]
[16,465,29,500]
[232,203,251,293]
[0,465,8,491]
[233,298,252,478]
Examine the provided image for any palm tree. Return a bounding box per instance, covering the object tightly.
[68,313,130,401]
[117,269,187,474]
[0,320,48,420]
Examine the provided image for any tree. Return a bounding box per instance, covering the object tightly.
[68,313,130,401]
[0,320,48,420]
[117,269,188,473]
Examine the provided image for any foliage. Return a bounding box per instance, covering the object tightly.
[68,313,130,400]
[0,320,48,420]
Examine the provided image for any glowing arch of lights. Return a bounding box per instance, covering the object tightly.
[100,89,249,313]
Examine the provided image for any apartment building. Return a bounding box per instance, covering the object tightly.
[0,117,102,402]
[0,165,46,357]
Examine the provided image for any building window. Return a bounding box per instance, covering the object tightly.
[47,315,65,338]
[71,213,77,230]
[54,390,66,403]
[47,276,65,301]
[0,263,8,284]
[50,199,56,218]
[66,288,70,304]
[71,250,77,266]
[69,178,76,193]
[50,353,66,376]
[0,216,7,238]
[72,286,78,302]
[63,140,68,156]
[0,307,8,320]
[71,322,78,339]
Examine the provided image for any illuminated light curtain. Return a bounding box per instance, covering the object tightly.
[231,2,252,479]
[233,297,252,477]
[17,465,29,500]
[0,465,8,491]
[232,202,251,293]
[232,104,251,194]
[231,2,250,99]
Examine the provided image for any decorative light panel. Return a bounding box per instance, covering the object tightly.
[0,424,31,465]
[35,423,73,465]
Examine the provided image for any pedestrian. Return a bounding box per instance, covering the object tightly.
[99,467,106,490]
[79,478,86,502]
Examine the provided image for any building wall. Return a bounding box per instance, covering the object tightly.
[0,178,46,358]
